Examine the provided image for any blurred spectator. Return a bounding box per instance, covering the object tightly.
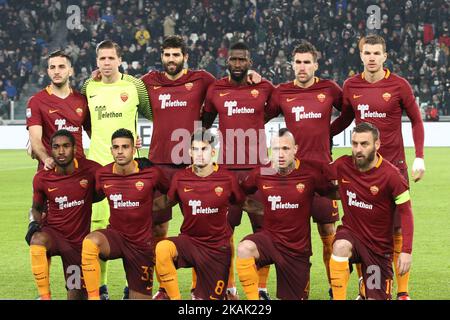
[163,13,176,37]
[135,25,150,46]
[0,90,10,120]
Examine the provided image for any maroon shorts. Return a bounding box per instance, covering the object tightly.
[394,168,409,229]
[335,226,393,300]
[153,164,185,225]
[228,169,264,231]
[41,226,85,290]
[170,234,231,300]
[244,231,311,300]
[98,229,154,296]
[311,195,340,224]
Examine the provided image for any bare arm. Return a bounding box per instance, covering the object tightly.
[28,125,55,170]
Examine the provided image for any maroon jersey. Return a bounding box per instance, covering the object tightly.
[168,164,245,249]
[331,70,425,169]
[267,78,342,162]
[95,162,168,247]
[332,155,410,255]
[204,78,274,169]
[26,86,90,161]
[141,69,215,164]
[32,158,101,244]
[241,159,334,256]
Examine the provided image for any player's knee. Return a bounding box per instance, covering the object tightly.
[155,240,177,262]
[30,231,48,247]
[82,236,100,257]
[332,239,352,257]
[152,222,169,238]
[317,223,336,236]
[237,240,257,258]
[393,227,402,235]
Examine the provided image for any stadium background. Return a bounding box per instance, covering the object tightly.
[0,0,449,300]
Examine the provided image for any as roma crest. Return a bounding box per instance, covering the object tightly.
[251,89,259,98]
[185,82,193,91]
[317,93,326,103]
[136,181,144,191]
[120,92,128,102]
[79,179,88,189]
[370,185,379,195]
[76,108,83,117]
[382,92,391,102]
[296,183,305,193]
[215,186,223,197]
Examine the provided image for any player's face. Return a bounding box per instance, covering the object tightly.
[189,140,215,168]
[47,56,73,87]
[360,44,387,74]
[270,135,298,169]
[228,49,252,82]
[111,138,136,166]
[351,131,380,170]
[292,52,318,84]
[51,136,75,167]
[161,48,186,76]
[97,48,122,77]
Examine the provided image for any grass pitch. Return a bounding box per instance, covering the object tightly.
[0,147,449,300]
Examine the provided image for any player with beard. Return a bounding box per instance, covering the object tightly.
[202,42,274,299]
[28,130,102,300]
[330,35,423,299]
[329,122,414,300]
[27,50,90,170]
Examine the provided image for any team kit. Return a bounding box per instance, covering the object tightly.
[25,34,425,300]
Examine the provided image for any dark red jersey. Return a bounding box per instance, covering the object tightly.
[241,160,334,256]
[141,69,215,164]
[95,162,169,247]
[331,70,425,169]
[267,78,342,162]
[26,86,90,161]
[168,164,245,249]
[32,158,101,244]
[332,155,412,255]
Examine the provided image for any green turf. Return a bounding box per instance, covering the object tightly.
[0,147,449,300]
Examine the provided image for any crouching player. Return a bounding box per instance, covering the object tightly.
[153,128,246,300]
[28,129,102,300]
[81,128,168,299]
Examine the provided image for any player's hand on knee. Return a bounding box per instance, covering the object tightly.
[25,221,41,246]
[411,158,425,182]
[397,252,412,276]
[43,157,55,170]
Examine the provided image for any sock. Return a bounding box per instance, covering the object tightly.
[236,257,259,300]
[330,254,350,300]
[81,239,101,300]
[153,236,167,289]
[393,234,409,294]
[155,240,180,300]
[321,234,335,285]
[227,235,236,289]
[191,268,197,291]
[257,265,270,290]
[30,245,51,299]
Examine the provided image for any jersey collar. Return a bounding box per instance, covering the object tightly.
[112,160,139,174]
[361,68,391,80]
[45,85,73,96]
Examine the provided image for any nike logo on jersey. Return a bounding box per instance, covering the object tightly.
[262,185,273,190]
[286,97,296,102]
[104,184,114,189]
[47,187,58,192]
[153,86,161,90]
[220,92,230,97]
[341,178,351,184]
[184,187,194,192]
[49,109,59,114]
[353,94,363,99]
[332,211,339,217]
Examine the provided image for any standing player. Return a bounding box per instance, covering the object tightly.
[81,40,152,299]
[236,128,336,300]
[28,130,101,300]
[202,42,274,299]
[330,35,424,299]
[330,122,414,300]
[81,129,168,300]
[266,41,343,296]
[27,50,90,170]
[152,128,245,300]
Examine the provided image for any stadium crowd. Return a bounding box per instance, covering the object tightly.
[0,0,448,121]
